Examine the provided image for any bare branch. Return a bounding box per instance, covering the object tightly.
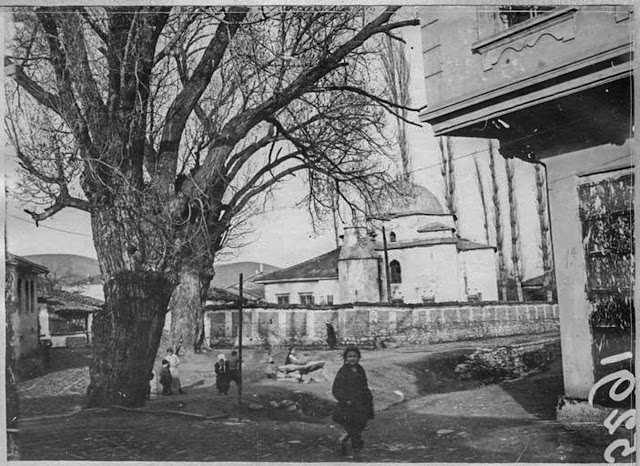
[156,7,250,194]
[5,57,63,114]
[309,85,425,126]
[24,183,91,226]
[79,7,108,43]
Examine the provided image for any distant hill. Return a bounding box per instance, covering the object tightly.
[23,255,280,300]
[23,254,101,285]
[212,261,280,300]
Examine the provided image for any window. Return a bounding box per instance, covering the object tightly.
[17,278,23,312]
[498,6,555,28]
[27,280,33,312]
[389,231,397,243]
[326,295,334,305]
[390,260,402,284]
[31,281,37,313]
[299,293,314,306]
[276,294,290,306]
[25,280,31,313]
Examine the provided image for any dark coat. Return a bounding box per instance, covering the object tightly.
[160,366,173,394]
[331,363,374,431]
[326,324,337,348]
[215,360,231,393]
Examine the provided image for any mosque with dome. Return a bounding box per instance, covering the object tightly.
[257,183,498,305]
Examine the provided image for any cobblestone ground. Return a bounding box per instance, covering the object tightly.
[19,367,89,417]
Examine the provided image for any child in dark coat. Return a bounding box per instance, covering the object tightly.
[332,346,374,458]
[160,359,173,396]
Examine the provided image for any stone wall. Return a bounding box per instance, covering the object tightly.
[454,338,561,382]
[205,302,560,349]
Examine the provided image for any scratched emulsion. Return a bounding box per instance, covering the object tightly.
[577,171,634,406]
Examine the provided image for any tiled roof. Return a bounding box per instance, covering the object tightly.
[40,290,103,312]
[417,222,455,233]
[456,239,495,251]
[256,248,340,283]
[522,273,552,287]
[6,252,49,274]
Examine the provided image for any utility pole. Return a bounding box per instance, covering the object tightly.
[332,180,340,248]
[237,273,243,421]
[382,226,392,302]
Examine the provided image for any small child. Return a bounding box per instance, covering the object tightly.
[160,359,173,396]
[264,352,276,379]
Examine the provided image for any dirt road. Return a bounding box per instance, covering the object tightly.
[17,333,627,462]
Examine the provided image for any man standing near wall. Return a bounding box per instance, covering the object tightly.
[228,350,241,389]
[326,322,338,350]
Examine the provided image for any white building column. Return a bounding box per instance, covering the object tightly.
[87,312,94,343]
[306,310,316,340]
[224,311,233,337]
[38,307,50,338]
[203,311,211,344]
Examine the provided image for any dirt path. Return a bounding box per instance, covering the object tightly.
[16,333,627,462]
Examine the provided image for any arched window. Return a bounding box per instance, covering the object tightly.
[389,231,397,243]
[389,260,402,284]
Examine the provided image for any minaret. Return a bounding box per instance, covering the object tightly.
[338,226,381,303]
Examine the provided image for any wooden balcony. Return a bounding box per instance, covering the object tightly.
[419,5,633,154]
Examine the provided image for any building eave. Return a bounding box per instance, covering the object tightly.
[420,46,632,138]
[257,276,339,285]
[375,237,458,251]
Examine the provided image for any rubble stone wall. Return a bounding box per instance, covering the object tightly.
[205,302,560,348]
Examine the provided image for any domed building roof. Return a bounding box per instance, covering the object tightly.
[369,182,447,219]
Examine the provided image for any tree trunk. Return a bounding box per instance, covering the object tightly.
[488,140,508,301]
[169,264,214,355]
[85,194,179,408]
[505,159,523,302]
[87,271,172,407]
[535,163,555,302]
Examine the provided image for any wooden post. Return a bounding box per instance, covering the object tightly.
[238,273,243,421]
[382,226,391,302]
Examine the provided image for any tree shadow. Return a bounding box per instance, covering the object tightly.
[17,347,93,381]
[396,348,486,396]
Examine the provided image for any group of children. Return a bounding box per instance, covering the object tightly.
[158,344,374,459]
[159,348,185,396]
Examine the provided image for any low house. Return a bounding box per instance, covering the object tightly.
[257,183,498,305]
[256,249,340,306]
[5,253,49,359]
[38,290,102,347]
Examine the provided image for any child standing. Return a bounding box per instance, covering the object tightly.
[166,348,185,394]
[331,346,374,459]
[160,359,173,395]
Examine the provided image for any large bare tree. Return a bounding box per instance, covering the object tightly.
[488,140,508,300]
[5,6,418,407]
[534,163,555,302]
[438,136,458,231]
[505,158,524,301]
[380,31,412,179]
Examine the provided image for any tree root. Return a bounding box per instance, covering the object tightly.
[111,405,229,420]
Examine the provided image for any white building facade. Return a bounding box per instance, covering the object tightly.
[258,184,498,305]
